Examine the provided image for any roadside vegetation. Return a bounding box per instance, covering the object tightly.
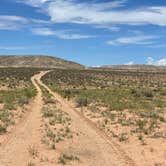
[0,68,40,134]
[41,106,73,150]
[39,85,78,165]
[41,87,73,148]
[42,68,166,142]
[58,153,79,165]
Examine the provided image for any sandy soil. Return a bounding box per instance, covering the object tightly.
[38,73,136,166]
[73,106,166,166]
[0,71,136,166]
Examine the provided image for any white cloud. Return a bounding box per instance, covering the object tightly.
[18,0,166,27]
[0,15,28,30]
[32,28,54,35]
[147,57,154,65]
[0,46,28,50]
[107,35,157,45]
[125,61,134,65]
[147,57,166,66]
[19,0,126,9]
[148,44,166,48]
[0,15,27,22]
[17,0,50,7]
[31,18,51,24]
[0,45,51,50]
[32,28,95,39]
[95,25,121,31]
[47,0,129,25]
[0,15,51,31]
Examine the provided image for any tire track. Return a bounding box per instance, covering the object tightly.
[0,71,48,166]
[38,72,137,166]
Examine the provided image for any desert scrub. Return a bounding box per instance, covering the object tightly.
[118,132,129,142]
[0,68,39,108]
[0,88,35,134]
[0,68,41,88]
[0,68,41,135]
[0,124,7,134]
[27,161,35,166]
[28,145,38,159]
[49,87,166,113]
[42,107,71,125]
[42,69,166,112]
[131,89,154,98]
[41,107,73,149]
[42,123,73,149]
[58,153,79,165]
[0,87,36,109]
[0,109,14,130]
[40,85,55,104]
[42,69,166,142]
[42,68,166,90]
[75,97,88,107]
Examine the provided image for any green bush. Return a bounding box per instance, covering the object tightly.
[58,153,79,165]
[75,97,88,107]
[143,90,153,98]
[0,125,7,134]
[18,96,29,105]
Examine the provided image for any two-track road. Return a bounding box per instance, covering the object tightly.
[0,71,136,166]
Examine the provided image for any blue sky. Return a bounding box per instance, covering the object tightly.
[0,0,166,66]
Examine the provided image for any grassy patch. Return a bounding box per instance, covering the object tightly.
[41,107,72,149]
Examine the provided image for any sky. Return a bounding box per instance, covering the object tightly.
[0,0,166,66]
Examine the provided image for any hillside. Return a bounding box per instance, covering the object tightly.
[0,55,84,69]
[96,64,166,72]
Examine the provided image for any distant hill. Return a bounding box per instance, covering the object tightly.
[0,55,84,69]
[92,65,166,72]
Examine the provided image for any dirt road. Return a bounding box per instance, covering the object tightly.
[0,71,48,166]
[38,72,136,166]
[0,71,136,166]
